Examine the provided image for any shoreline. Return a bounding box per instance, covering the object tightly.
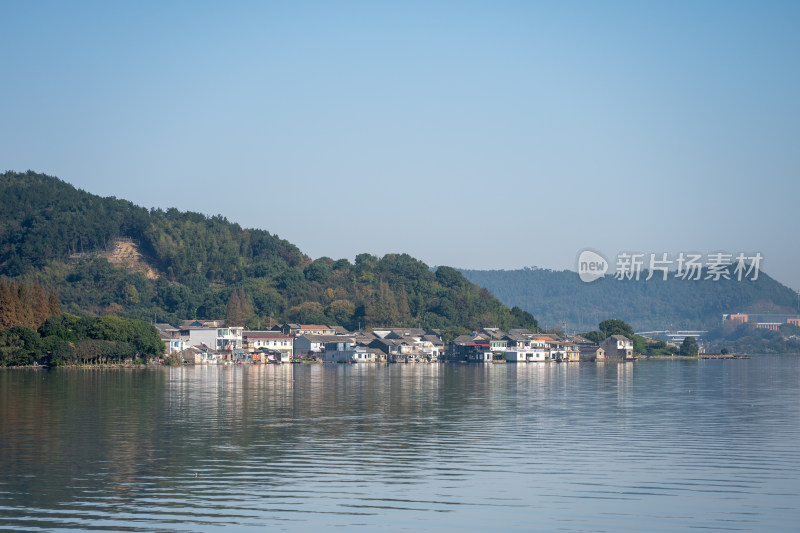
[5,354,796,370]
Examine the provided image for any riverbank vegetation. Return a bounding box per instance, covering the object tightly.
[1,314,165,367]
[0,280,164,366]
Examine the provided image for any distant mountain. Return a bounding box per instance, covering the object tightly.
[0,171,536,336]
[460,267,799,333]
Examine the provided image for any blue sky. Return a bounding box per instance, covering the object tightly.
[2,1,799,290]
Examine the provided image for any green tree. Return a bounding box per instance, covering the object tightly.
[287,301,327,324]
[0,326,42,366]
[354,253,378,282]
[40,335,75,366]
[510,306,538,331]
[39,313,86,341]
[581,330,605,344]
[366,282,400,326]
[679,336,699,356]
[277,268,306,299]
[599,319,635,339]
[632,334,649,355]
[435,266,467,289]
[327,299,355,326]
[86,316,163,360]
[304,258,332,283]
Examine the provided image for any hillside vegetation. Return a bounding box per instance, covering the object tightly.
[460,267,799,332]
[1,171,536,336]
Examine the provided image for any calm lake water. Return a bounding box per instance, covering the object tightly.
[1,357,799,532]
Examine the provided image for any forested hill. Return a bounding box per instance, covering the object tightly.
[460,267,799,332]
[0,171,536,336]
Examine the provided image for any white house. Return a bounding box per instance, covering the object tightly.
[179,323,243,359]
[243,331,294,361]
[505,350,528,363]
[527,347,549,362]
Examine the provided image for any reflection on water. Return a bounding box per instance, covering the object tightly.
[1,358,799,532]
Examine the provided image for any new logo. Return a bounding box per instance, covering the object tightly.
[577,249,608,283]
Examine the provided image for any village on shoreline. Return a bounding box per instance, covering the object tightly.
[155,320,650,365]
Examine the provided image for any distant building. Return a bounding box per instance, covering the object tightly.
[322,340,376,363]
[579,345,605,362]
[550,341,580,362]
[527,346,550,362]
[368,338,403,358]
[505,350,529,363]
[294,334,352,357]
[723,313,800,327]
[273,323,337,336]
[600,335,634,360]
[467,351,493,362]
[450,334,491,361]
[155,323,185,354]
[384,328,427,339]
[727,313,749,324]
[161,336,186,354]
[243,331,294,360]
[175,321,243,359]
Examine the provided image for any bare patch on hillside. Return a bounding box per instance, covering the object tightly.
[102,239,160,279]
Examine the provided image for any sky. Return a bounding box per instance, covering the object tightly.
[2,1,799,290]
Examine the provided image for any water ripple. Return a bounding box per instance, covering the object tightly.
[1,358,799,531]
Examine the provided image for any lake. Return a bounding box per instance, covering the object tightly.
[1,357,799,532]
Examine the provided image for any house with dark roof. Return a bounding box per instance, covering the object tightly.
[386,328,427,338]
[422,334,444,347]
[600,335,635,360]
[294,334,353,357]
[579,345,605,361]
[353,331,378,345]
[272,323,337,336]
[368,338,400,356]
[449,334,492,362]
[572,335,594,346]
[322,340,377,363]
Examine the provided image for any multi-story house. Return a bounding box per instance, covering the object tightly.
[179,321,243,359]
[600,335,635,360]
[243,331,294,361]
